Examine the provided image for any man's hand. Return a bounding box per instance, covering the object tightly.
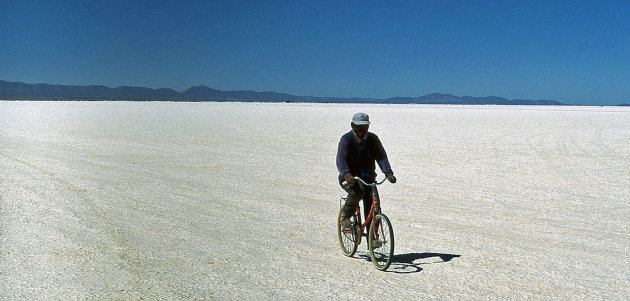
[388,175,397,183]
[344,174,355,185]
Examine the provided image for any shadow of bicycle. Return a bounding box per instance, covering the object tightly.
[392,252,461,273]
[358,252,461,274]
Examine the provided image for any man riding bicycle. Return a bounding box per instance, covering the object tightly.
[336,112,396,229]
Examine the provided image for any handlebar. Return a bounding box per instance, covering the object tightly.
[343,176,389,187]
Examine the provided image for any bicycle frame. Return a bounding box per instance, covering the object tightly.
[350,177,388,236]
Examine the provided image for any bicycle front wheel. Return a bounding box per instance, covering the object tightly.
[337,209,359,257]
[368,213,394,271]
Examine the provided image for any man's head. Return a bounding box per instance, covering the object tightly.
[351,112,370,139]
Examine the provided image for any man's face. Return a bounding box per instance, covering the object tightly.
[352,124,369,139]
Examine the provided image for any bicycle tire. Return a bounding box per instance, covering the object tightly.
[368,213,394,271]
[337,209,359,257]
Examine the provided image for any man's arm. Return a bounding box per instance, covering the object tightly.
[336,136,352,181]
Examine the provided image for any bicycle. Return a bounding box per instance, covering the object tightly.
[337,176,394,271]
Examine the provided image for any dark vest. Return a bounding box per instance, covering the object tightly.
[338,131,381,184]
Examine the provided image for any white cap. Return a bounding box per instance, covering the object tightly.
[352,112,370,125]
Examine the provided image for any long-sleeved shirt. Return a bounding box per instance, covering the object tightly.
[336,130,394,184]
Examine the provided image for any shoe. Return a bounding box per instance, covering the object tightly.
[340,212,351,228]
[370,238,382,249]
[341,218,351,228]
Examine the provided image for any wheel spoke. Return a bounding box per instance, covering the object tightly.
[369,214,394,271]
[337,209,358,257]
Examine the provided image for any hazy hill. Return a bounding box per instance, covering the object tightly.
[0,80,566,105]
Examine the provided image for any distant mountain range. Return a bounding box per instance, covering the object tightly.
[0,79,567,105]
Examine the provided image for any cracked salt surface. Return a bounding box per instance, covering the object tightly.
[1,101,629,299]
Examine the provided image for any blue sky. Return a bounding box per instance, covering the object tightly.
[1,0,629,105]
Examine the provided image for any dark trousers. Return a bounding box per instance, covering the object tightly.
[341,182,373,223]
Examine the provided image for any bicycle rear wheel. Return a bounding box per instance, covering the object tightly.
[337,209,359,257]
[368,213,394,271]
